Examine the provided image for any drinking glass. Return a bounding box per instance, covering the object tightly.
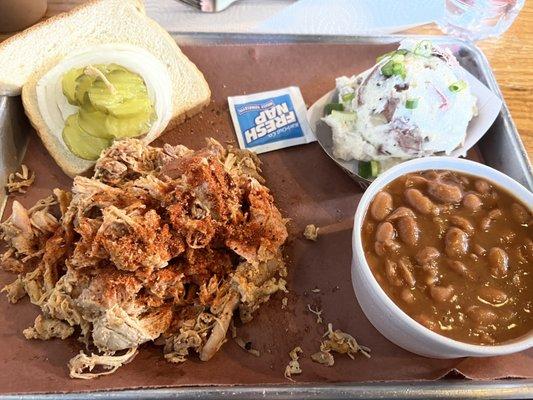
[439,0,525,41]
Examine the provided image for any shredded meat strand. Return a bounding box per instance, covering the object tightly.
[6,164,35,194]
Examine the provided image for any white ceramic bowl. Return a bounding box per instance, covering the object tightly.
[351,156,533,358]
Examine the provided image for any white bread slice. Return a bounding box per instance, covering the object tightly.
[0,0,145,96]
[1,0,211,177]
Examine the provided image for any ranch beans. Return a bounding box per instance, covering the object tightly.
[374,239,401,256]
[477,286,508,305]
[467,306,498,326]
[401,288,415,304]
[480,209,502,231]
[405,188,435,215]
[397,216,419,246]
[449,215,475,236]
[447,259,474,280]
[430,285,455,303]
[474,179,491,194]
[488,247,509,277]
[472,243,486,257]
[362,170,533,345]
[422,263,440,286]
[511,203,530,224]
[370,191,393,221]
[398,257,416,287]
[462,193,483,212]
[375,222,395,243]
[385,259,402,286]
[387,206,416,221]
[445,227,469,258]
[416,247,440,265]
[427,180,463,203]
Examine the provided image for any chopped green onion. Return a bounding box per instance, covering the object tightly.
[376,49,409,63]
[414,40,432,57]
[391,53,405,63]
[405,99,419,109]
[324,102,344,115]
[341,92,355,102]
[381,59,407,79]
[381,60,395,76]
[330,110,356,123]
[449,80,467,92]
[358,160,380,179]
[392,62,406,79]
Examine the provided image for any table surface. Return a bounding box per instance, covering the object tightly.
[1,0,531,160]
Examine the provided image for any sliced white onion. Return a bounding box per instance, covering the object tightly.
[36,44,173,151]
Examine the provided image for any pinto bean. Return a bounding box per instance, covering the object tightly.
[432,216,448,237]
[427,180,463,203]
[405,174,429,186]
[480,209,502,231]
[400,288,415,304]
[500,229,516,244]
[387,206,416,221]
[445,227,469,258]
[511,203,530,224]
[462,193,483,212]
[397,216,419,246]
[422,264,439,286]
[467,306,498,326]
[474,179,491,194]
[405,188,435,215]
[398,257,416,287]
[488,247,509,277]
[449,215,474,236]
[374,239,401,256]
[384,259,402,286]
[430,285,455,303]
[472,243,486,257]
[447,259,474,280]
[374,241,386,256]
[375,222,395,242]
[416,247,440,265]
[459,175,470,185]
[478,286,508,305]
[370,191,393,221]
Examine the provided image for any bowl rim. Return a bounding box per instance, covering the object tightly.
[352,156,533,355]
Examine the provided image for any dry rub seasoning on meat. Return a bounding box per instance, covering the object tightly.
[0,138,288,379]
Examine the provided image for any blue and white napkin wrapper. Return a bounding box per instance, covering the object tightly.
[228,87,315,154]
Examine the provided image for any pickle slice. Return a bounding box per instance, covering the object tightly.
[88,69,150,116]
[75,74,97,105]
[110,97,153,118]
[87,79,125,113]
[78,108,114,139]
[62,68,84,105]
[104,111,153,139]
[62,114,112,160]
